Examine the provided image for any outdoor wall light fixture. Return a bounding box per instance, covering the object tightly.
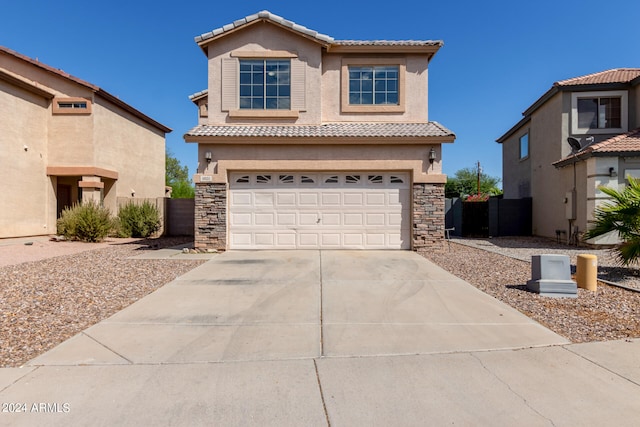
[428,148,437,164]
[205,151,212,163]
[609,167,617,178]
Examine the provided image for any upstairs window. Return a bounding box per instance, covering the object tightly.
[519,132,529,160]
[349,66,399,105]
[571,91,627,134]
[239,59,290,110]
[52,97,92,115]
[341,58,405,113]
[577,97,621,129]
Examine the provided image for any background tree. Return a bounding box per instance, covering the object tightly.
[166,150,195,198]
[584,177,640,266]
[445,167,502,199]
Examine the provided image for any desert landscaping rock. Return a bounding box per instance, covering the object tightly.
[0,237,205,367]
[425,238,640,343]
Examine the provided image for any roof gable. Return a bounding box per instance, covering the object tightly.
[0,45,171,133]
[195,10,334,50]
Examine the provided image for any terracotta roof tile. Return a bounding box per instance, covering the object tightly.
[185,122,455,139]
[555,69,640,86]
[586,128,640,154]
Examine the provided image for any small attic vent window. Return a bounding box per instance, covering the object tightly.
[59,101,87,109]
[53,97,92,115]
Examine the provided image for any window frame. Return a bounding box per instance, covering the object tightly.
[519,132,529,160]
[52,97,92,115]
[341,58,405,113]
[239,58,291,111]
[571,90,628,135]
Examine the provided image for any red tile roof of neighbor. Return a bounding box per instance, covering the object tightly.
[586,128,640,154]
[554,128,640,167]
[555,69,640,86]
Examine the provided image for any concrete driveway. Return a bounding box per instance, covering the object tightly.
[2,250,640,426]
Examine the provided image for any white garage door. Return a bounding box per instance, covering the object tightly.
[228,172,410,249]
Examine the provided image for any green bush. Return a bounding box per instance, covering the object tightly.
[57,201,113,242]
[117,201,161,238]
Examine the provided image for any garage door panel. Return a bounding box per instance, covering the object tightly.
[276,193,296,206]
[344,213,364,226]
[321,213,341,226]
[255,193,274,206]
[255,213,275,226]
[229,172,410,249]
[255,233,275,246]
[299,193,319,206]
[232,192,252,205]
[300,212,319,225]
[343,192,363,205]
[366,213,386,226]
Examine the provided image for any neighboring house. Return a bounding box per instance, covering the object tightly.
[184,11,455,251]
[497,68,640,245]
[0,46,171,239]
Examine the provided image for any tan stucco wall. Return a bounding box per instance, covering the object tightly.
[206,24,323,125]
[194,142,445,185]
[0,79,52,237]
[92,97,166,212]
[526,92,567,239]
[501,123,531,199]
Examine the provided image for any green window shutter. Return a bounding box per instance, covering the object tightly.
[291,57,306,111]
[221,58,238,111]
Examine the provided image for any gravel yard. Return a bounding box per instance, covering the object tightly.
[424,237,640,343]
[0,237,206,368]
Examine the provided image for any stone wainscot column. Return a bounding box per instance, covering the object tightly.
[195,182,226,251]
[412,183,445,252]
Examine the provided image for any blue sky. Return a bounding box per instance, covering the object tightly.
[2,0,639,186]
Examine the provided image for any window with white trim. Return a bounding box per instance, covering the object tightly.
[571,91,628,134]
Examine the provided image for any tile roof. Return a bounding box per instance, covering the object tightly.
[333,40,443,47]
[583,128,640,154]
[195,10,334,45]
[185,122,455,139]
[553,128,640,167]
[555,69,640,87]
[195,11,443,50]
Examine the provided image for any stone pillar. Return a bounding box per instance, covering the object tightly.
[412,183,445,252]
[195,182,227,250]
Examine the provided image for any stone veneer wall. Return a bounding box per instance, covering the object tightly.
[195,183,226,250]
[412,183,445,252]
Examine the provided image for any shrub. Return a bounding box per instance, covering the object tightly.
[117,201,161,238]
[57,201,113,242]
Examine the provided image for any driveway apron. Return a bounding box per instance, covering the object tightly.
[27,250,566,366]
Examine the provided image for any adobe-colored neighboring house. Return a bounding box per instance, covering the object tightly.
[0,46,171,239]
[184,11,455,251]
[497,69,640,245]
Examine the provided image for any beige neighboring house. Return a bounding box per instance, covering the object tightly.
[497,68,640,245]
[0,46,171,239]
[184,11,455,251]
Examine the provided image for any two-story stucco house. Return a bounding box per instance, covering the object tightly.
[0,46,171,239]
[184,11,455,251]
[497,69,640,245]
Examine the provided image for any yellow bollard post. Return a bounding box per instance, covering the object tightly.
[576,254,597,291]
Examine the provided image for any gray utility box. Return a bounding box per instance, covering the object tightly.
[527,254,577,298]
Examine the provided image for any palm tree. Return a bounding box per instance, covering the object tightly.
[584,177,640,266]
